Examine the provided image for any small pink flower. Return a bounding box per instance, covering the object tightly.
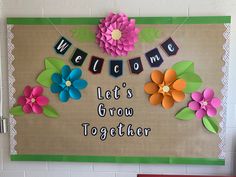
[188,88,221,119]
[96,12,139,57]
[18,86,49,114]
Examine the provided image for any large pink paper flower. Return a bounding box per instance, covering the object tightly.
[188,88,221,119]
[18,86,49,114]
[96,12,139,57]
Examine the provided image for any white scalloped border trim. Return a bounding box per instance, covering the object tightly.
[7,25,17,155]
[219,23,230,159]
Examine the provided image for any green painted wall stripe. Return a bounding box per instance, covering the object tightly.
[7,16,231,25]
[11,155,225,165]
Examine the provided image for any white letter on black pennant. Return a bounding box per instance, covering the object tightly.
[161,37,179,56]
[89,56,104,74]
[145,48,163,67]
[128,57,143,74]
[71,48,88,66]
[54,37,72,55]
[110,60,123,78]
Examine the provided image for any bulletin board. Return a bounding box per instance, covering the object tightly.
[7,15,231,165]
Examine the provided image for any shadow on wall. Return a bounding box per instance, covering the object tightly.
[233,132,236,175]
[233,153,236,175]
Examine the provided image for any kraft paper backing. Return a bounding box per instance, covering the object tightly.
[10,24,225,159]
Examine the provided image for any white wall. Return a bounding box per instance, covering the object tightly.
[0,0,236,177]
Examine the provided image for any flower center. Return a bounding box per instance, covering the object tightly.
[163,85,170,93]
[111,29,122,40]
[202,101,208,106]
[31,98,36,103]
[65,80,72,87]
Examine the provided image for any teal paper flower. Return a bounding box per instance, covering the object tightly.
[50,65,88,102]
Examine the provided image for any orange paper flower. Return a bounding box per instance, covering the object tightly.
[144,69,186,109]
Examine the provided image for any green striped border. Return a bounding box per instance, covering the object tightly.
[8,15,228,166]
[11,155,225,165]
[7,16,231,25]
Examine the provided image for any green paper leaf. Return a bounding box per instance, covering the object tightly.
[139,28,161,43]
[172,61,194,76]
[36,69,56,87]
[178,72,202,93]
[202,116,219,134]
[72,27,95,42]
[43,105,59,118]
[176,107,195,120]
[9,106,24,116]
[45,57,65,72]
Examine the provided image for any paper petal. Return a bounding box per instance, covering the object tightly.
[178,72,202,93]
[36,96,49,106]
[176,107,195,120]
[171,90,185,102]
[32,86,43,97]
[172,79,186,91]
[191,92,203,102]
[203,88,214,101]
[69,68,82,81]
[32,104,43,114]
[24,86,32,97]
[162,95,174,109]
[45,57,65,72]
[52,73,62,84]
[188,101,200,111]
[10,106,24,116]
[172,61,194,76]
[206,106,217,117]
[149,93,163,105]
[202,116,219,134]
[144,82,158,94]
[211,97,221,108]
[18,96,26,106]
[43,105,59,118]
[73,79,88,90]
[37,69,55,88]
[69,87,81,100]
[151,70,164,84]
[164,69,176,85]
[196,109,206,119]
[23,104,32,113]
[62,65,71,79]
[50,83,62,93]
[59,90,70,102]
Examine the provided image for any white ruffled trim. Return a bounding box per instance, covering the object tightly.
[7,25,17,155]
[219,24,231,159]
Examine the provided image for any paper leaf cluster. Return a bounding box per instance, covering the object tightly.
[172,61,202,93]
[176,107,219,134]
[37,57,65,87]
[10,105,58,118]
[72,27,95,42]
[139,28,161,43]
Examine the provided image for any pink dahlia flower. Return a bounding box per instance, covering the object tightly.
[96,12,139,57]
[188,88,221,119]
[18,86,49,114]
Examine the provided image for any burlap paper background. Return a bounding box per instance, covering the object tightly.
[11,23,225,158]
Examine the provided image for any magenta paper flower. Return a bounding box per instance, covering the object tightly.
[188,88,221,119]
[96,12,139,57]
[18,86,49,114]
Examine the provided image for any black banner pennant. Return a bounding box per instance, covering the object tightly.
[71,48,88,66]
[145,48,163,67]
[89,56,104,74]
[161,37,179,56]
[128,57,143,74]
[110,60,123,78]
[54,37,72,55]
